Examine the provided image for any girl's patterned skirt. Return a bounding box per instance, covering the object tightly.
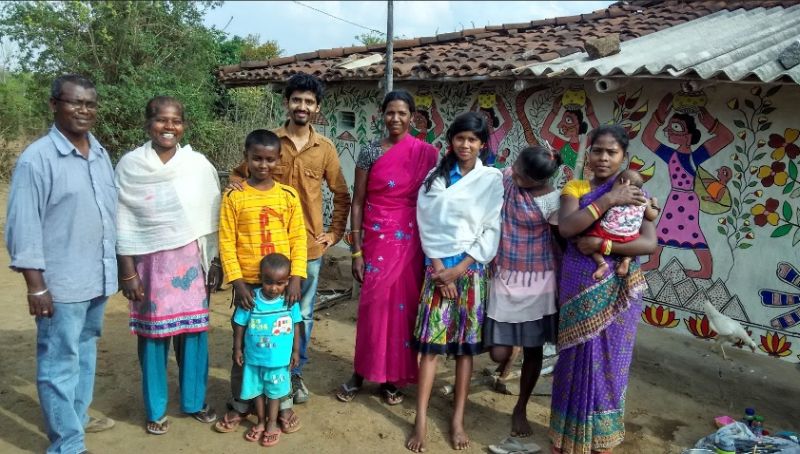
[412,266,488,356]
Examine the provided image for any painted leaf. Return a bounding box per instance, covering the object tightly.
[734,162,743,173]
[765,85,781,97]
[789,161,798,180]
[748,181,758,188]
[762,107,776,115]
[792,187,800,199]
[783,201,793,221]
[733,180,742,190]
[794,227,800,247]
[717,226,726,235]
[736,145,744,154]
[745,98,755,109]
[744,198,755,204]
[760,122,772,131]
[753,153,766,161]
[739,243,752,249]
[734,120,746,128]
[771,224,793,238]
[785,181,796,195]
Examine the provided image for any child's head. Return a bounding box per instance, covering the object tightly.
[616,169,644,188]
[259,253,291,299]
[512,145,563,189]
[244,129,281,182]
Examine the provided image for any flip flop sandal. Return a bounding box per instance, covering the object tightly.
[381,386,404,406]
[190,404,218,423]
[488,437,542,454]
[145,416,170,435]
[335,382,361,402]
[279,412,302,434]
[244,426,264,442]
[261,428,282,447]
[214,411,246,433]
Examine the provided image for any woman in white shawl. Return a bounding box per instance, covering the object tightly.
[116,96,221,435]
[407,112,503,452]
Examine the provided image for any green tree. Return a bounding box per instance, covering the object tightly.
[0,1,225,159]
[355,31,385,46]
[216,33,281,65]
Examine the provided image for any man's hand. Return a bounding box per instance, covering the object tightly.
[286,276,302,305]
[28,289,54,318]
[315,232,336,251]
[232,280,255,310]
[225,179,245,192]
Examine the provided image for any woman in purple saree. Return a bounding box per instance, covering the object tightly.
[336,91,438,404]
[549,125,657,454]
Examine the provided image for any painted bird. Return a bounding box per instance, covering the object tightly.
[703,302,757,360]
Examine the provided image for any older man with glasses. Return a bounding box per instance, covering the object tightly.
[5,74,117,454]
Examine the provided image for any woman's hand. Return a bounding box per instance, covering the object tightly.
[601,180,648,208]
[351,255,365,284]
[438,282,458,300]
[121,275,145,302]
[232,279,255,309]
[432,266,463,287]
[575,236,603,256]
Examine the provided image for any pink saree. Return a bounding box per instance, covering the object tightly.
[353,135,438,386]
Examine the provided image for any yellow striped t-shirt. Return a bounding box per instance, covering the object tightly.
[219,181,307,284]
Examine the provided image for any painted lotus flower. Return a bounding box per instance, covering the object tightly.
[768,128,800,160]
[684,315,717,339]
[759,331,792,357]
[756,162,788,187]
[641,305,679,328]
[751,198,780,226]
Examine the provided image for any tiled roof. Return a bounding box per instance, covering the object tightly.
[216,0,800,86]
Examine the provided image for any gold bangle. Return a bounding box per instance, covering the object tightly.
[121,273,139,281]
[351,250,363,258]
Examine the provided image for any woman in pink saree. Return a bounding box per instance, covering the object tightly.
[336,90,438,405]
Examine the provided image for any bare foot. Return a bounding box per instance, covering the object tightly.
[510,405,532,437]
[450,422,470,450]
[615,259,631,277]
[592,262,609,281]
[406,418,427,452]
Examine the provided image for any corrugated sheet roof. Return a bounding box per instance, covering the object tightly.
[515,5,800,84]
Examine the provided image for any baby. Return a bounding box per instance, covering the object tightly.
[588,169,660,280]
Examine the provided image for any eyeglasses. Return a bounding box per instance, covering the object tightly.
[53,97,98,112]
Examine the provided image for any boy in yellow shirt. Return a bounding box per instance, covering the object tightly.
[218,130,307,429]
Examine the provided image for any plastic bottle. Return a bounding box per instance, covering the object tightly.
[753,416,764,437]
[743,407,756,428]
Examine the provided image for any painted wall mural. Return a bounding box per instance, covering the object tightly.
[303,79,800,362]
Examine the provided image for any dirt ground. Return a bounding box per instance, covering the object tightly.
[0,184,798,454]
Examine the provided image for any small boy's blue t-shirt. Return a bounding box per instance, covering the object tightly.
[232,289,301,367]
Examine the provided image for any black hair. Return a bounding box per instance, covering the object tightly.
[479,107,500,128]
[381,90,416,113]
[51,74,95,99]
[423,112,489,192]
[589,124,630,152]
[517,145,563,181]
[672,113,702,145]
[284,72,324,103]
[144,96,185,127]
[413,110,432,128]
[565,108,588,135]
[245,129,281,153]
[260,253,291,277]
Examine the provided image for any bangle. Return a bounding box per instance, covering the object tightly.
[121,272,139,281]
[602,239,613,256]
[351,250,363,258]
[586,203,601,220]
[28,288,49,296]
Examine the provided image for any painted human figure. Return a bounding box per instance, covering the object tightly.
[410,100,444,145]
[641,92,733,279]
[472,94,513,166]
[540,87,600,180]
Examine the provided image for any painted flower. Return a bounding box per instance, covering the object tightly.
[751,198,780,226]
[641,305,679,328]
[388,180,396,188]
[684,315,717,339]
[768,128,800,160]
[758,331,792,357]
[757,162,788,187]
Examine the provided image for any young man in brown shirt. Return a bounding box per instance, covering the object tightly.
[217,73,350,434]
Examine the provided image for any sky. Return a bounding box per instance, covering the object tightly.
[204,1,615,56]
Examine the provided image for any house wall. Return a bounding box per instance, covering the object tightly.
[312,79,800,362]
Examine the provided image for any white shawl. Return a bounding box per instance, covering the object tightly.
[115,141,221,272]
[417,159,503,264]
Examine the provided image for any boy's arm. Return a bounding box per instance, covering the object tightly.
[290,322,302,369]
[233,322,246,366]
[286,194,308,279]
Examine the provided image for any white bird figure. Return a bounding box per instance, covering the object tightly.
[703,302,757,360]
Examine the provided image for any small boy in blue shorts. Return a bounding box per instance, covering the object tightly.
[233,253,301,447]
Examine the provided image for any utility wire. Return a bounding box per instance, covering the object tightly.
[292,1,385,35]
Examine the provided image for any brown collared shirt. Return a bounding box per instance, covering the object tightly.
[231,124,351,260]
